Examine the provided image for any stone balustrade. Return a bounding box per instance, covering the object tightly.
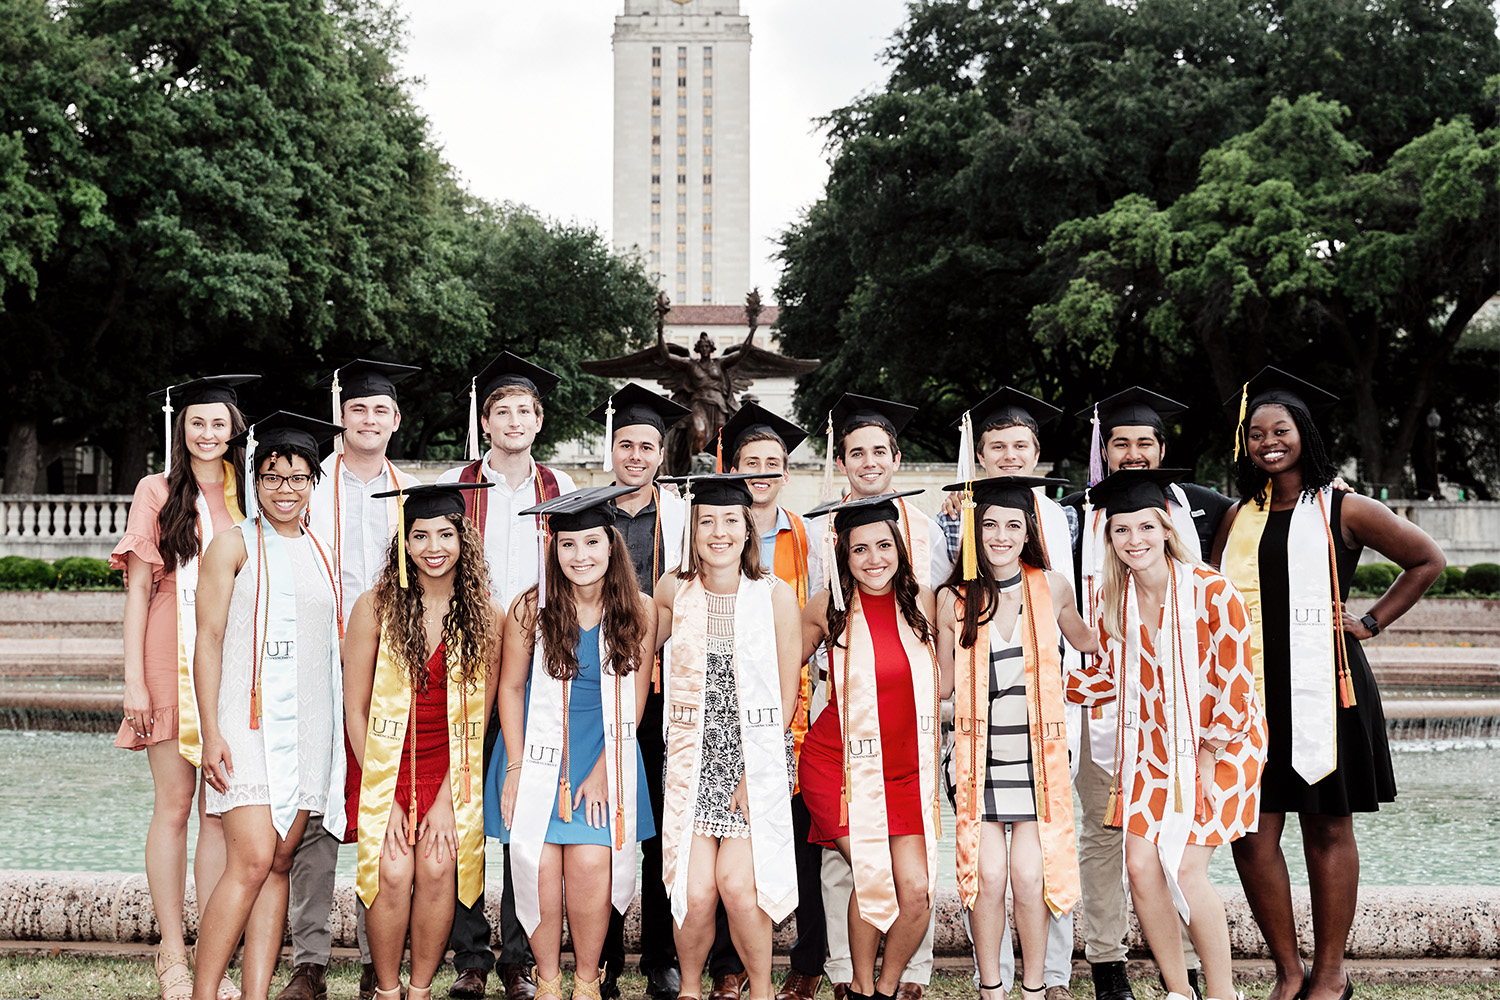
[0,495,134,561]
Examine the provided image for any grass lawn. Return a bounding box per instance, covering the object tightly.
[2,959,1498,1000]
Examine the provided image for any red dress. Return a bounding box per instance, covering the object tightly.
[800,589,923,845]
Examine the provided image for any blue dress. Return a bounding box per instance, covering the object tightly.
[485,624,656,844]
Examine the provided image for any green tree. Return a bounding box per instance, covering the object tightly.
[1034,94,1500,488]
[775,0,1500,476]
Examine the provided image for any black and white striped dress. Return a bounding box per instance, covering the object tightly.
[944,616,1037,823]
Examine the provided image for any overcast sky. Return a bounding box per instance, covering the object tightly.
[395,1,911,300]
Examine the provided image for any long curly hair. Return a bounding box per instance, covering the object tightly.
[515,526,650,681]
[825,519,931,649]
[940,503,1050,649]
[1235,402,1336,509]
[157,404,248,568]
[371,513,494,693]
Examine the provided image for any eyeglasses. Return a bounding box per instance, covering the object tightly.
[258,473,313,490]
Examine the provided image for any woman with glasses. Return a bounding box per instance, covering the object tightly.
[190,413,348,1000]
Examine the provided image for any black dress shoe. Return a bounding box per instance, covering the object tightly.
[359,964,378,1000]
[1090,961,1135,1000]
[1156,969,1200,999]
[598,969,620,1000]
[644,967,681,1000]
[451,968,488,1000]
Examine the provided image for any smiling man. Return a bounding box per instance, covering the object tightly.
[277,360,422,1000]
[1062,386,1231,1000]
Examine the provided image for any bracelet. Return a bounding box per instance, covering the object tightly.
[505,761,523,772]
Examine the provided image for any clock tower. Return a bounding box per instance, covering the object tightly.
[613,0,751,305]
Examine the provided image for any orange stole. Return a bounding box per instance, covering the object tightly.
[838,590,940,933]
[951,565,1080,917]
[772,511,814,781]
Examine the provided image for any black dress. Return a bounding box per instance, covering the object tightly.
[1257,489,1397,815]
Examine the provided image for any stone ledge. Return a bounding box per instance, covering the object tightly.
[2,871,1496,959]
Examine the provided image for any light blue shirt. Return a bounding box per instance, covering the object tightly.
[758,506,792,573]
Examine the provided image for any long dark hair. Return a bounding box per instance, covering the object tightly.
[517,526,650,681]
[157,404,248,569]
[372,514,495,693]
[825,519,931,649]
[940,504,1050,649]
[1235,402,1336,509]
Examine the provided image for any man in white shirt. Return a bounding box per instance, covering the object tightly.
[279,359,421,1000]
[810,393,951,1000]
[438,352,577,1000]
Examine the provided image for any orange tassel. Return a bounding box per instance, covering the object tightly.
[839,792,848,827]
[463,765,472,803]
[559,780,572,824]
[615,806,626,850]
[653,653,661,693]
[1339,666,1357,708]
[408,801,417,846]
[249,688,261,729]
[715,430,723,473]
[1091,704,1103,720]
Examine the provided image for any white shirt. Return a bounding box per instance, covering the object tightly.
[437,457,577,610]
[308,453,419,610]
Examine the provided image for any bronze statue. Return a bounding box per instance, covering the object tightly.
[581,289,820,475]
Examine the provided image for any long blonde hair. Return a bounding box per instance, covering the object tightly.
[1099,507,1204,642]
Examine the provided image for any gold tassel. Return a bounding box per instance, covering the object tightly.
[1233,381,1249,462]
[1104,780,1121,828]
[1174,773,1184,813]
[960,484,978,581]
[1339,664,1357,708]
[396,491,408,589]
[559,780,573,823]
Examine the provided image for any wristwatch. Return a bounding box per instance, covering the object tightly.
[1359,612,1381,636]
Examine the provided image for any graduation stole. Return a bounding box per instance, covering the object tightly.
[242,518,339,838]
[895,496,932,589]
[356,634,485,908]
[661,575,796,926]
[1114,559,1204,921]
[459,459,562,538]
[510,628,639,935]
[772,510,815,773]
[177,464,243,767]
[835,588,941,933]
[951,565,1080,918]
[328,455,401,637]
[1222,486,1350,784]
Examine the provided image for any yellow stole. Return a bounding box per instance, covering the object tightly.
[357,635,486,907]
[951,565,1080,916]
[177,464,243,766]
[836,589,941,933]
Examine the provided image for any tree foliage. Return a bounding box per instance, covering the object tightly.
[0,0,654,489]
[775,0,1500,486]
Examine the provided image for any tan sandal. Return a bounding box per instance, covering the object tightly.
[373,986,405,1000]
[572,967,604,1000]
[408,986,432,1000]
[534,966,567,1000]
[155,949,193,1000]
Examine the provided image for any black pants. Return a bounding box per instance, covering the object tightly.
[603,688,678,976]
[451,705,535,972]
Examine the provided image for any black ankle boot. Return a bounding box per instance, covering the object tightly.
[1091,961,1135,1000]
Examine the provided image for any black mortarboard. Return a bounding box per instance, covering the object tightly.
[1078,386,1187,435]
[371,482,493,521]
[150,374,259,408]
[720,402,808,465]
[464,351,562,403]
[1086,468,1190,516]
[518,485,638,532]
[587,384,692,470]
[658,472,764,509]
[315,359,420,403]
[1230,366,1339,420]
[230,411,344,455]
[956,387,1062,434]
[830,393,917,442]
[943,476,1072,513]
[805,489,925,534]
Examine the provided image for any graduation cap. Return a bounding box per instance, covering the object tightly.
[462,353,564,461]
[149,375,260,475]
[1085,468,1190,517]
[587,383,691,472]
[941,476,1071,580]
[805,490,925,534]
[518,485,638,533]
[1075,387,1187,486]
[829,393,917,443]
[314,360,420,455]
[366,481,494,589]
[658,472,765,509]
[953,387,1062,480]
[1226,366,1339,463]
[229,412,344,519]
[719,402,808,471]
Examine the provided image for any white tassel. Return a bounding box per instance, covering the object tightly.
[331,371,344,456]
[537,516,548,610]
[680,478,693,569]
[467,377,480,462]
[244,427,259,519]
[957,409,975,482]
[819,410,836,503]
[602,395,616,472]
[825,514,844,611]
[162,387,174,476]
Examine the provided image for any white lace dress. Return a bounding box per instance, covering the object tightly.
[205,531,339,818]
